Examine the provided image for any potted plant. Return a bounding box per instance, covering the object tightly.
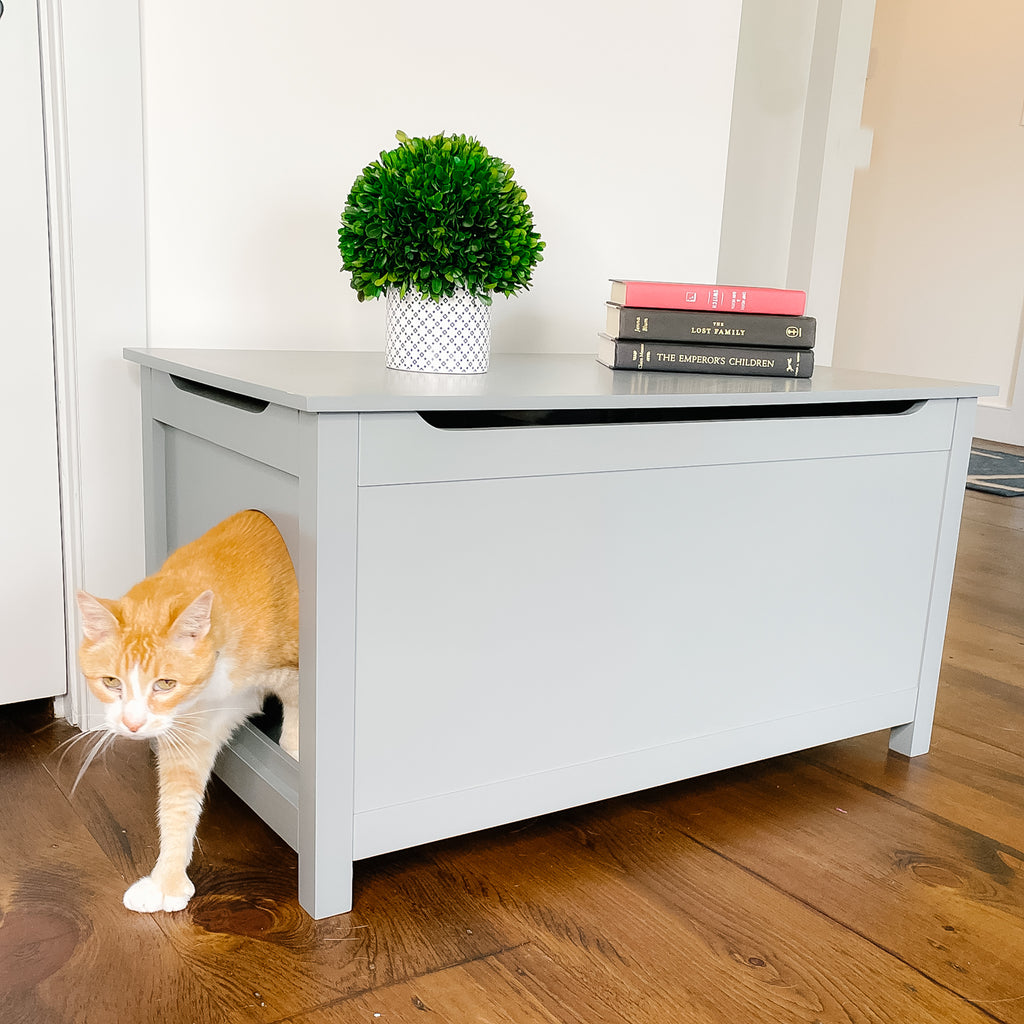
[338,130,545,373]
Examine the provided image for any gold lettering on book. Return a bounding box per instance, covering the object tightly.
[711,319,746,337]
[729,357,775,368]
[679,353,727,365]
[692,320,750,337]
[634,316,649,333]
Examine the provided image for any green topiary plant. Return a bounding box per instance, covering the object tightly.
[338,130,545,305]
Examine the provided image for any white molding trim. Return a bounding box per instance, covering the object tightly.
[37,0,88,726]
[786,0,876,366]
[35,0,150,727]
[718,0,876,368]
[975,301,1024,446]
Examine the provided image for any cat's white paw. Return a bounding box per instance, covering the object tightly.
[123,874,195,913]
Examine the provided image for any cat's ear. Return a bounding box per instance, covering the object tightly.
[77,591,120,643]
[169,590,214,650]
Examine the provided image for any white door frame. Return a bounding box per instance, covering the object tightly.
[37,0,84,720]
[719,0,876,368]
[975,310,1024,445]
[37,0,149,726]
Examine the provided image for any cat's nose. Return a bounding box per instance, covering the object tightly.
[122,701,147,733]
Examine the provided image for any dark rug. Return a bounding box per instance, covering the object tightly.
[967,447,1024,497]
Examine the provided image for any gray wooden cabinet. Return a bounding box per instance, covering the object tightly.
[125,348,995,918]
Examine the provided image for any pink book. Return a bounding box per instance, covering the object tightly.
[610,280,806,316]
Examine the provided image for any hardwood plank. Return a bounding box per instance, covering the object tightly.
[21,710,535,1022]
[0,712,229,1024]
[947,590,1024,643]
[286,946,569,1024]
[942,615,1024,690]
[935,663,1024,759]
[948,507,1024,638]
[638,755,1024,1021]
[420,799,997,1024]
[961,493,1024,532]
[953,524,1024,586]
[804,727,1024,854]
[28,715,161,882]
[157,838,535,1024]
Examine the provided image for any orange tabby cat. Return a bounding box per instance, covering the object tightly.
[76,509,299,914]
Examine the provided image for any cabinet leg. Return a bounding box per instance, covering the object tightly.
[296,411,360,920]
[888,719,931,757]
[299,841,354,917]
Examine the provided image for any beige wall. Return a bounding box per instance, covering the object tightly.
[834,0,1024,442]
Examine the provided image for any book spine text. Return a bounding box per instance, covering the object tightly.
[608,305,815,348]
[597,336,813,378]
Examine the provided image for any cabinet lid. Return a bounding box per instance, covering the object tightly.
[124,349,998,413]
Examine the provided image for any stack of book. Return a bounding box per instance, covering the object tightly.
[597,279,815,379]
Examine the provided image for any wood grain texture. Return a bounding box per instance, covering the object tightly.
[805,727,1024,854]
[285,946,571,1024]
[2,481,1023,1023]
[29,720,532,1022]
[0,714,228,1024]
[425,802,998,1024]
[644,756,1024,1019]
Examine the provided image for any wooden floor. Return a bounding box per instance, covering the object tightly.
[3,459,1023,1023]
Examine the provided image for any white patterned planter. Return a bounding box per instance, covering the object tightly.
[385,287,491,374]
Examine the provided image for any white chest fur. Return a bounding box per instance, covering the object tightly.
[178,655,264,745]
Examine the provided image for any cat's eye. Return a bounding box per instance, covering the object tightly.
[101,677,121,692]
[153,678,177,692]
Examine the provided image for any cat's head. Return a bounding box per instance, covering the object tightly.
[76,589,218,740]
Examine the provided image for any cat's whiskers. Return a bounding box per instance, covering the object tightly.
[175,706,259,720]
[51,724,101,762]
[161,726,207,753]
[69,729,118,796]
[52,724,111,777]
[159,725,208,767]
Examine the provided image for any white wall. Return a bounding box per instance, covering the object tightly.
[51,0,742,723]
[140,0,743,353]
[59,1,148,603]
[834,0,1024,442]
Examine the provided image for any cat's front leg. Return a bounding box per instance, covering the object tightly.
[124,733,219,913]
